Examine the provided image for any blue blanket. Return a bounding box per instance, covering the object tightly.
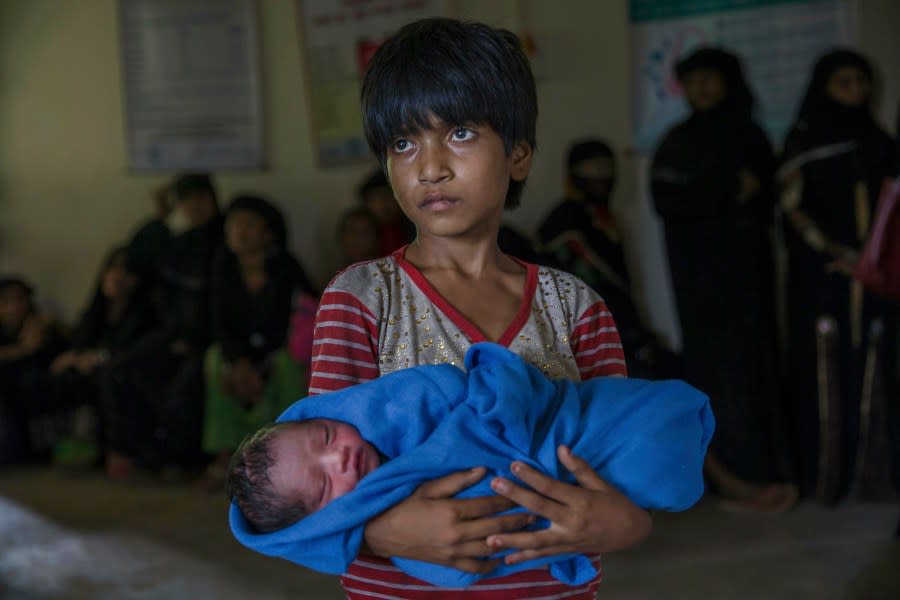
[230,343,714,587]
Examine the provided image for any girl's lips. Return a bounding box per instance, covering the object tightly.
[420,194,459,211]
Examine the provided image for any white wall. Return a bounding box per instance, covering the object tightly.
[1,0,897,348]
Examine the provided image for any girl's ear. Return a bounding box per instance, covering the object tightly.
[509,142,534,182]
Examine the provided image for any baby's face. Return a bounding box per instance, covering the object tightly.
[269,420,380,513]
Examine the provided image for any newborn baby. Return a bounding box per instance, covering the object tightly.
[228,419,383,533]
[227,342,714,587]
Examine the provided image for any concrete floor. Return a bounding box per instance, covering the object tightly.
[0,466,897,599]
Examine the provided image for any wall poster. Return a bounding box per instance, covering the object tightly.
[296,0,446,167]
[630,0,856,153]
[119,0,264,170]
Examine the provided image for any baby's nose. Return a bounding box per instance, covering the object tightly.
[329,444,351,473]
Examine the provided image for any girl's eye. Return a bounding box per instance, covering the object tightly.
[322,423,330,446]
[451,127,474,141]
[391,138,411,153]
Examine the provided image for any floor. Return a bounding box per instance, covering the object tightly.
[0,466,897,599]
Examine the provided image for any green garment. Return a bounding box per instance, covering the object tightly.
[202,346,307,453]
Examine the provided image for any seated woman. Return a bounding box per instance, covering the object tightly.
[0,276,67,464]
[40,247,158,466]
[104,172,224,480]
[202,195,317,488]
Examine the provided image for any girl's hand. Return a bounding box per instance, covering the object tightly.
[364,467,537,574]
[486,445,652,565]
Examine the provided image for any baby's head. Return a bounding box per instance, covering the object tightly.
[226,419,381,533]
[360,18,537,209]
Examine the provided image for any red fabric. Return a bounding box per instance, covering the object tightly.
[854,178,900,302]
[571,303,628,379]
[378,222,412,256]
[307,289,380,396]
[287,293,319,365]
[341,555,602,599]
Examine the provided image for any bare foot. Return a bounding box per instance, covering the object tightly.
[719,483,799,515]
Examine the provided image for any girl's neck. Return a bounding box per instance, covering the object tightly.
[238,250,268,293]
[404,235,517,278]
[237,250,267,272]
[106,296,128,323]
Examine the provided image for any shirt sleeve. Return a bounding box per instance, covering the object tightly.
[308,288,380,395]
[570,299,628,379]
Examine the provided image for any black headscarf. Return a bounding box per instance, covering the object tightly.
[676,47,755,118]
[796,48,876,135]
[0,277,35,339]
[566,139,616,207]
[70,247,149,349]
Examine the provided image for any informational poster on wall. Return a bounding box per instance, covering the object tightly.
[296,0,446,167]
[630,0,856,154]
[119,0,264,171]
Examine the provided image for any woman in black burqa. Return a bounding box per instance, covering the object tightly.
[779,49,897,502]
[652,47,795,511]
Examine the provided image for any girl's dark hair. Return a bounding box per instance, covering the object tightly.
[361,18,537,209]
[226,423,309,534]
[567,139,615,170]
[357,168,391,202]
[174,172,217,202]
[0,276,35,319]
[0,276,34,299]
[225,194,289,251]
[70,246,140,348]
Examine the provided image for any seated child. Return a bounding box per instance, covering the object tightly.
[229,343,714,587]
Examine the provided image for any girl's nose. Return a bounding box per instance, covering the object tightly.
[418,142,451,185]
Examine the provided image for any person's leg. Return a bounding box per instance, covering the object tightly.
[157,353,206,472]
[706,453,798,514]
[201,345,248,456]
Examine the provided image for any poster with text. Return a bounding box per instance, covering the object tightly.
[297,0,446,167]
[119,0,264,170]
[630,0,855,154]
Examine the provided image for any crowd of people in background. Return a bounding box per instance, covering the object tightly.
[1,45,898,528]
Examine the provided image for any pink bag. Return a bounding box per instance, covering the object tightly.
[288,293,319,365]
[854,178,900,303]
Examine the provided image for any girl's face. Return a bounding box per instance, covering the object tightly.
[0,285,30,332]
[101,256,137,301]
[826,66,870,107]
[385,113,532,242]
[225,209,272,256]
[682,68,726,113]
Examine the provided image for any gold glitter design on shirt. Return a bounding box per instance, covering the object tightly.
[331,259,605,381]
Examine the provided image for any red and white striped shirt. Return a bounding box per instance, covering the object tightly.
[310,248,626,599]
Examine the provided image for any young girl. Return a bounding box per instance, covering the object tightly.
[46,247,157,465]
[308,18,651,599]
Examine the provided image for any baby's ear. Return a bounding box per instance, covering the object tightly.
[509,141,534,182]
